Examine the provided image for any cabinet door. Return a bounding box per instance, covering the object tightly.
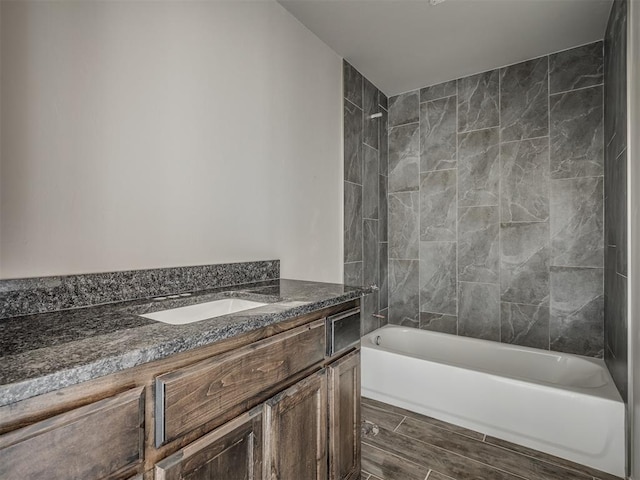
[264,369,328,480]
[328,350,361,480]
[155,407,263,480]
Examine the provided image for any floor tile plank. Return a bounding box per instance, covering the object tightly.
[362,403,405,431]
[362,397,484,440]
[363,424,526,480]
[429,472,457,480]
[362,442,431,480]
[397,416,592,480]
[484,436,623,480]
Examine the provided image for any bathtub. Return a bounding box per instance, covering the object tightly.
[361,325,625,478]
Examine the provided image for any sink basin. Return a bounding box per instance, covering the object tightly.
[140,299,268,325]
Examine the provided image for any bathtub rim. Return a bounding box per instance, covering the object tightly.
[361,325,623,403]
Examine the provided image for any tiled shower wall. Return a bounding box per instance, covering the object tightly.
[387,42,606,357]
[604,0,628,400]
[343,61,389,335]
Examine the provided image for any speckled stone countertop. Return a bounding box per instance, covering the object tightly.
[0,279,369,407]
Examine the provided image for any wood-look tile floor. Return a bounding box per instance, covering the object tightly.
[361,397,623,480]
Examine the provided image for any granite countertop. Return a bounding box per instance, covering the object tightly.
[0,279,369,407]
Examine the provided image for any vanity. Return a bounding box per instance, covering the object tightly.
[0,268,366,480]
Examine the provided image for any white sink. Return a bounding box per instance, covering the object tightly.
[140,299,268,325]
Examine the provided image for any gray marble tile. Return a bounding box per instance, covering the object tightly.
[344,181,363,262]
[389,90,419,127]
[379,308,389,327]
[364,219,379,287]
[549,41,603,94]
[550,266,604,357]
[364,78,380,149]
[389,192,419,260]
[379,90,388,111]
[389,123,420,192]
[500,222,550,306]
[457,70,499,132]
[606,268,628,399]
[364,145,379,220]
[420,96,457,172]
[420,80,457,103]
[458,206,500,284]
[458,127,500,207]
[379,243,389,311]
[501,302,550,349]
[550,86,604,179]
[380,109,389,176]
[604,0,627,158]
[0,261,281,320]
[379,175,388,242]
[500,57,549,142]
[363,291,380,336]
[458,282,500,341]
[550,177,603,267]
[615,150,627,276]
[500,137,550,222]
[420,242,457,315]
[420,170,456,242]
[389,260,419,326]
[343,60,362,108]
[419,312,457,334]
[344,100,363,184]
[344,262,363,287]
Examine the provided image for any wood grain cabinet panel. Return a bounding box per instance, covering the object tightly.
[264,369,328,480]
[155,406,263,480]
[0,387,144,480]
[156,320,325,445]
[328,350,361,480]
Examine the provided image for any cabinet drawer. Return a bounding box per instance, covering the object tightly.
[156,319,325,445]
[0,387,145,480]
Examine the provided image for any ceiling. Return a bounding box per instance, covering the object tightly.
[278,0,613,96]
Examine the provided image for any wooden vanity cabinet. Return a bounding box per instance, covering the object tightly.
[0,300,361,480]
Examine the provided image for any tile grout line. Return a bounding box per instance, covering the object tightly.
[550,82,604,97]
[425,469,432,480]
[393,416,406,432]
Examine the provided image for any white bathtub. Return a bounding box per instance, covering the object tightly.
[361,325,625,478]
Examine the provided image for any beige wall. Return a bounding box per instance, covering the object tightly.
[0,0,343,282]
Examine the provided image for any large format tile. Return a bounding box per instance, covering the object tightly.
[500,222,550,306]
[379,242,388,311]
[420,242,457,315]
[420,312,457,335]
[363,145,379,219]
[500,57,549,142]
[549,41,603,94]
[420,96,457,172]
[458,281,500,341]
[388,90,419,127]
[344,101,363,184]
[551,177,604,267]
[389,260,419,326]
[420,80,457,103]
[420,170,457,242]
[388,192,419,260]
[379,175,388,242]
[604,0,627,158]
[343,60,362,108]
[343,262,362,287]
[363,219,379,287]
[550,86,604,179]
[379,109,389,176]
[388,123,420,193]
[361,443,430,480]
[500,137,549,222]
[457,206,499,284]
[344,182,362,262]
[457,70,499,132]
[379,90,388,111]
[364,78,380,149]
[458,127,500,207]
[363,291,380,335]
[550,266,604,357]
[501,302,550,349]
